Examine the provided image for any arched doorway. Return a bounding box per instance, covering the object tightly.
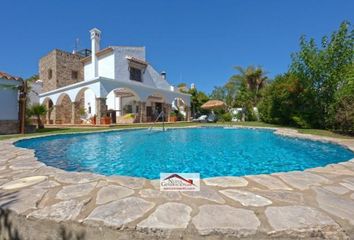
[106,88,141,124]
[145,93,167,122]
[42,97,54,124]
[74,87,97,124]
[55,93,73,124]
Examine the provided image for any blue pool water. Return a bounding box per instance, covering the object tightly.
[15,128,354,179]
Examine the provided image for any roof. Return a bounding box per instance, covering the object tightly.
[81,47,114,63]
[126,56,148,66]
[0,71,22,81]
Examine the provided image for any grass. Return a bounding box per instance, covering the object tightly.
[0,121,352,141]
[296,128,353,139]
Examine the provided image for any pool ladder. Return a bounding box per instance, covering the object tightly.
[149,111,166,131]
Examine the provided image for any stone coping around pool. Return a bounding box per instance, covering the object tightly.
[1,126,354,239]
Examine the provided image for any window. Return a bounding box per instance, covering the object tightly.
[48,69,52,79]
[72,70,78,80]
[129,67,142,82]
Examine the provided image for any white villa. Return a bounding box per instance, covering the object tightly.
[39,28,191,125]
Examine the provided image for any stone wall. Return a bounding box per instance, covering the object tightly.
[0,120,18,134]
[55,95,72,124]
[39,49,84,92]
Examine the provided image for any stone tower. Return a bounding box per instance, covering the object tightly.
[39,49,84,92]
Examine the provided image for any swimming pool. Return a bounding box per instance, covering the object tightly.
[15,127,354,179]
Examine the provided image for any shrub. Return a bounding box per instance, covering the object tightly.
[331,95,354,134]
[291,116,311,129]
[27,104,47,129]
[221,112,232,122]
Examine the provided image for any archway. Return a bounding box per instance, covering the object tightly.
[41,97,54,124]
[145,93,167,122]
[55,93,73,124]
[106,88,141,124]
[74,87,97,124]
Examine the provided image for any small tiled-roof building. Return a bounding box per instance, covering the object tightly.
[0,71,23,134]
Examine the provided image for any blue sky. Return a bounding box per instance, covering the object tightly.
[1,0,353,93]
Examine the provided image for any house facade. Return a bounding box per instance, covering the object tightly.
[0,72,23,134]
[39,28,191,125]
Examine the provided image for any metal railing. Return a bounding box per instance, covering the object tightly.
[150,111,165,131]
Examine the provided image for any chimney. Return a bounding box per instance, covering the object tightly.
[160,71,166,80]
[90,28,101,78]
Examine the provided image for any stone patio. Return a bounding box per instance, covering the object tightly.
[0,127,354,239]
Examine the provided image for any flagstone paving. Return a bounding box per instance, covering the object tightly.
[85,197,155,228]
[220,189,273,207]
[137,202,192,230]
[96,185,135,204]
[0,127,354,239]
[192,205,260,236]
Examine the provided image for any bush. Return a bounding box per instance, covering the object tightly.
[258,73,306,125]
[291,116,311,129]
[244,104,258,121]
[221,112,232,122]
[330,95,354,134]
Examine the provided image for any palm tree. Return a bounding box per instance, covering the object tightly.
[28,104,47,129]
[232,66,268,105]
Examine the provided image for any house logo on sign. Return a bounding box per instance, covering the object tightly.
[160,173,200,191]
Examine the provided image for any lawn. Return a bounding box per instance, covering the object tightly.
[0,121,352,141]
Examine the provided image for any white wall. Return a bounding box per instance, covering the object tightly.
[0,80,19,120]
[84,90,96,116]
[84,62,93,81]
[106,91,116,110]
[98,54,115,79]
[27,80,43,105]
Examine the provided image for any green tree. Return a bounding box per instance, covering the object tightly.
[27,104,47,129]
[259,21,353,133]
[232,66,267,105]
[210,86,226,102]
[290,21,353,128]
[210,66,267,109]
[258,73,310,127]
[187,88,209,117]
[25,74,39,83]
[329,63,354,133]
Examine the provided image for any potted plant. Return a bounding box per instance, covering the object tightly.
[91,115,97,125]
[101,114,111,125]
[170,111,177,122]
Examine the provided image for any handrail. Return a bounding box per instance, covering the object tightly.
[151,111,165,131]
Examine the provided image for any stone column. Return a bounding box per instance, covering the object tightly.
[96,98,107,125]
[139,101,146,123]
[45,101,50,124]
[71,102,81,124]
[186,107,191,122]
[165,103,172,122]
[52,105,57,124]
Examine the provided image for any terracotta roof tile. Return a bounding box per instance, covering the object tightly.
[0,71,22,81]
[126,56,148,66]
